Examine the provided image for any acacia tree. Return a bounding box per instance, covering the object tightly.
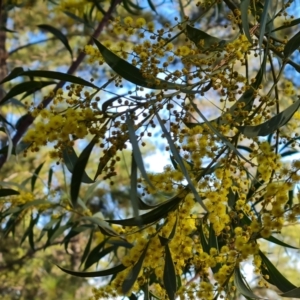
[1,0,300,299]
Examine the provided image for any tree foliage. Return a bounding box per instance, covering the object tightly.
[1,0,300,299]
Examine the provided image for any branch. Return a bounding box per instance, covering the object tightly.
[0,0,122,169]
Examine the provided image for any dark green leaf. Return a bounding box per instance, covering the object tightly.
[0,188,19,197]
[38,24,73,59]
[80,229,94,267]
[102,94,124,113]
[85,245,114,270]
[0,26,17,33]
[130,152,140,220]
[107,190,187,226]
[62,146,94,184]
[237,100,300,137]
[156,114,207,210]
[122,242,149,294]
[280,287,300,298]
[264,235,299,249]
[1,69,97,89]
[259,250,296,292]
[147,0,157,13]
[93,39,193,92]
[126,113,154,189]
[281,150,299,157]
[164,244,177,300]
[82,216,120,237]
[31,162,45,192]
[186,25,226,51]
[137,198,160,210]
[271,18,300,33]
[240,0,252,43]
[0,81,56,105]
[48,167,53,190]
[0,67,24,85]
[284,30,300,58]
[258,0,271,48]
[57,263,127,277]
[234,267,261,299]
[70,138,96,207]
[198,223,209,253]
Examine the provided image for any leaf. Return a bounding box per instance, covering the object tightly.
[107,189,187,226]
[137,198,160,210]
[126,113,154,189]
[57,264,127,277]
[93,39,194,92]
[62,146,94,184]
[38,24,73,59]
[198,223,209,253]
[130,152,140,220]
[258,0,271,48]
[0,188,19,197]
[82,216,121,237]
[240,0,252,43]
[284,30,300,58]
[280,287,300,298]
[147,0,157,13]
[264,235,299,249]
[80,229,94,267]
[234,267,262,299]
[237,99,300,137]
[0,81,56,105]
[85,245,115,270]
[31,162,45,192]
[0,69,98,89]
[0,67,24,85]
[156,113,207,210]
[186,25,226,51]
[102,94,124,113]
[70,138,96,207]
[163,244,177,300]
[48,167,53,189]
[271,18,300,33]
[281,150,299,157]
[122,242,149,294]
[259,250,296,292]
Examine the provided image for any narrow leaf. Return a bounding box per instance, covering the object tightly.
[57,264,127,277]
[0,81,56,105]
[0,188,19,197]
[264,235,299,249]
[130,152,140,220]
[259,250,296,292]
[240,0,252,43]
[237,99,300,137]
[70,138,96,207]
[63,146,94,183]
[284,30,300,58]
[280,287,300,298]
[93,39,194,92]
[156,114,207,210]
[234,267,262,299]
[258,0,271,48]
[80,229,94,267]
[126,112,154,189]
[38,24,73,59]
[164,244,177,300]
[85,246,115,270]
[0,67,24,85]
[31,162,45,192]
[82,216,120,237]
[48,167,53,189]
[122,242,149,294]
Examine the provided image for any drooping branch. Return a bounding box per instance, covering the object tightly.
[0,0,122,169]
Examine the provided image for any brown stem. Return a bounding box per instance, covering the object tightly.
[0,0,122,169]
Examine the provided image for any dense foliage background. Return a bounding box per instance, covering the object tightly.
[1,0,300,299]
